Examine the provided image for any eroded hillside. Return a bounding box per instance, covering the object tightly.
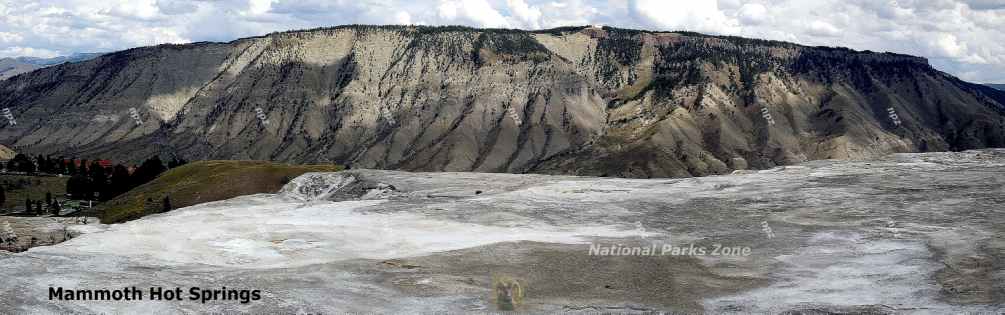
[2,25,1004,177]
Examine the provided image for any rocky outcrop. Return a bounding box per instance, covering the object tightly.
[0,144,14,160]
[1,25,1003,178]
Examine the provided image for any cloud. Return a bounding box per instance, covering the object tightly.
[0,0,1002,83]
[931,33,966,58]
[395,11,413,25]
[738,3,768,25]
[0,32,23,43]
[807,20,842,37]
[627,0,740,34]
[247,0,275,15]
[437,0,511,28]
[506,0,542,29]
[0,46,61,58]
[156,0,198,15]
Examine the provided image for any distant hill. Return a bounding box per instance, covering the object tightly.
[987,84,1005,91]
[0,53,102,80]
[0,59,36,81]
[97,160,342,223]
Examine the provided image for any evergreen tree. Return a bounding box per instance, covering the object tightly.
[66,159,77,175]
[107,165,131,200]
[45,192,52,207]
[10,154,35,173]
[56,157,67,175]
[0,186,5,211]
[132,156,166,188]
[88,161,105,178]
[162,195,172,213]
[35,201,42,216]
[25,198,32,214]
[66,174,91,200]
[41,155,50,173]
[35,155,45,174]
[167,157,189,169]
[78,159,88,175]
[88,161,108,200]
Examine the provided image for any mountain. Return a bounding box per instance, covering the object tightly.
[1,25,1003,178]
[987,84,1005,91]
[0,58,40,81]
[0,53,102,80]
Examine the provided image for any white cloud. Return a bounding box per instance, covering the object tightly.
[807,20,842,37]
[931,33,965,58]
[247,0,275,15]
[738,3,768,25]
[506,0,543,29]
[395,11,413,25]
[0,32,23,43]
[627,0,740,34]
[437,0,511,28]
[0,46,61,58]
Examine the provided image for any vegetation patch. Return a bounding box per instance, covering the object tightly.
[472,32,551,65]
[98,160,342,223]
[0,175,67,212]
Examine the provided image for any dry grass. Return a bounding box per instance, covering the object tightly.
[98,160,342,223]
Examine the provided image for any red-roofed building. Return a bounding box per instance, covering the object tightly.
[62,159,115,171]
[95,159,113,168]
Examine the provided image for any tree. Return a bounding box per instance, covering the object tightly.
[35,155,49,174]
[9,154,35,173]
[56,157,67,175]
[66,174,91,200]
[66,159,77,175]
[25,198,32,215]
[167,157,188,169]
[34,201,42,216]
[45,192,52,207]
[0,186,5,211]
[78,159,88,175]
[88,161,108,200]
[162,195,172,213]
[132,156,166,188]
[106,164,131,200]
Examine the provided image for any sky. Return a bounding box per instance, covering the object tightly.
[0,0,1002,83]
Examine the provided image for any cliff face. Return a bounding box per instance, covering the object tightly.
[1,25,1004,178]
